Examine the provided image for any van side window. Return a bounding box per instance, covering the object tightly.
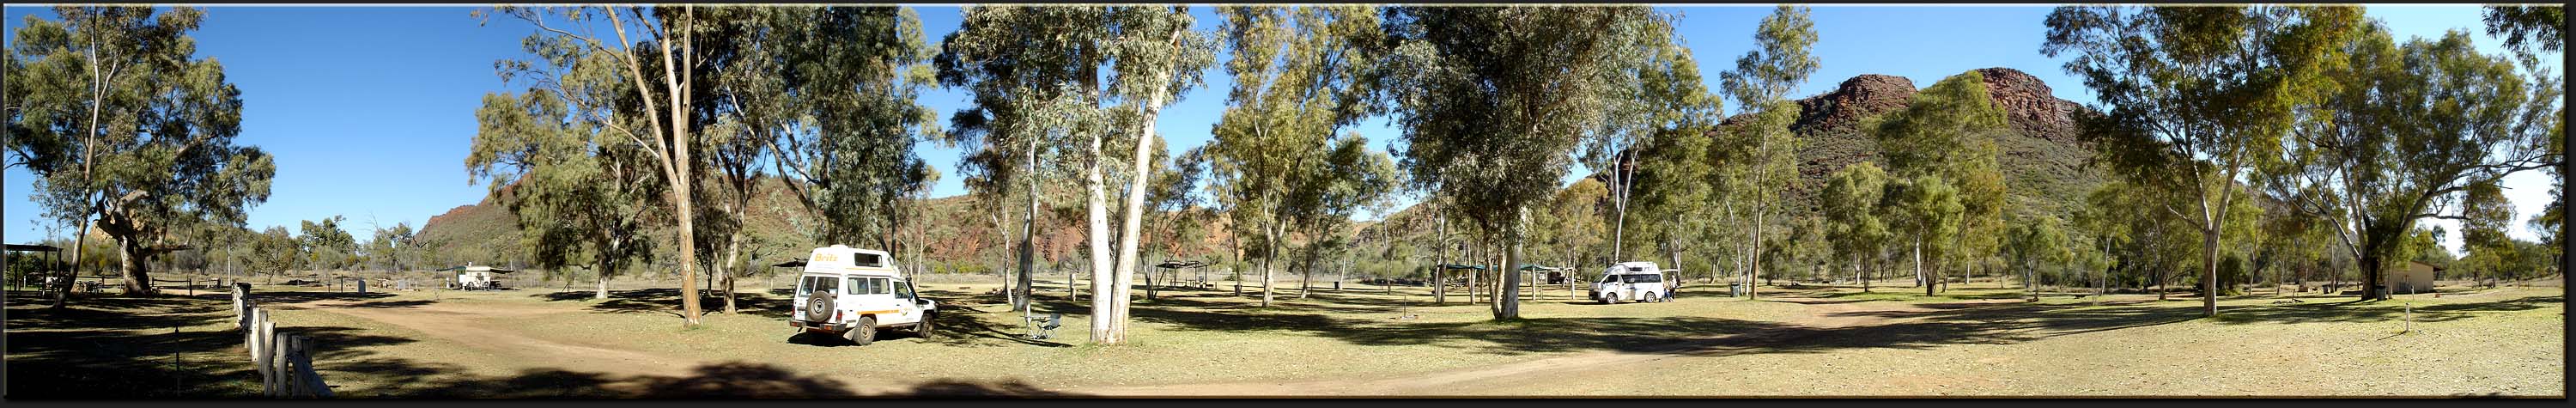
[853,253,883,268]
[1622,274,1662,283]
[873,278,892,295]
[848,277,871,295]
[806,276,839,295]
[895,281,915,300]
[1601,274,1619,283]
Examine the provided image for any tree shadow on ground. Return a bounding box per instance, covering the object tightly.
[1141,288,2563,358]
[2202,295,2562,325]
[7,292,419,399]
[1142,295,1395,315]
[243,290,398,305]
[5,289,1084,398]
[334,299,436,308]
[1326,316,1794,356]
[912,302,1072,348]
[333,359,1086,398]
[534,289,795,320]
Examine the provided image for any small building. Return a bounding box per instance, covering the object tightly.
[2392,260,2442,295]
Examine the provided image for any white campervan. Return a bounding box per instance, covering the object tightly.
[1590,261,1668,304]
[788,245,937,345]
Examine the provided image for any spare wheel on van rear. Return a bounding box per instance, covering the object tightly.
[805,295,835,324]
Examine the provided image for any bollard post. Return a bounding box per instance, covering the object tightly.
[2403,302,2412,333]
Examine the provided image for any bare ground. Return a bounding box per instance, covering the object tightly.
[9,281,2559,398]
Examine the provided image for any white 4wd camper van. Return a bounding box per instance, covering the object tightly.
[1591,261,1668,304]
[788,245,937,345]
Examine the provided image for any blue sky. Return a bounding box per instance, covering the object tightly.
[1,4,2558,256]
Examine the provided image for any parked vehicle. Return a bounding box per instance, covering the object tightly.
[787,245,937,345]
[1590,261,1668,304]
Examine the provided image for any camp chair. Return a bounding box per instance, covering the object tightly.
[1025,312,1062,340]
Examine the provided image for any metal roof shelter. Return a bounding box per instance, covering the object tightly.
[4,243,64,289]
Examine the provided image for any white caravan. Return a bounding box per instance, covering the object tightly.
[788,245,937,345]
[1590,261,1668,304]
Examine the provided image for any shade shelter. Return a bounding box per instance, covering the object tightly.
[4,243,62,291]
[1148,259,1210,298]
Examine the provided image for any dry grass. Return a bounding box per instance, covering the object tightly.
[5,279,2560,398]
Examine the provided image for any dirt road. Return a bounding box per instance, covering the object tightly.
[290,298,690,377]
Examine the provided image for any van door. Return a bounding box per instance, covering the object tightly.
[890,280,922,325]
[842,277,876,324]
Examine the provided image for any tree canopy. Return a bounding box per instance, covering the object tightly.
[1380,5,1675,319]
[6,6,276,299]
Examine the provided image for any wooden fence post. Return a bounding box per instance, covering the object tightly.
[260,315,279,397]
[246,308,265,366]
[291,334,331,398]
[284,335,304,397]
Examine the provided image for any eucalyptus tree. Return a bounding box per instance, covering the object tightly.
[1291,139,1399,299]
[2483,5,2565,58]
[703,6,942,314]
[482,5,730,325]
[2003,215,2072,301]
[252,226,301,284]
[1716,5,1819,301]
[468,68,665,301]
[1882,175,1962,296]
[1209,5,1384,308]
[1864,70,2010,292]
[938,6,1091,314]
[2044,5,2366,314]
[1380,5,1674,319]
[958,142,1038,309]
[939,5,1214,344]
[369,222,417,272]
[7,6,276,301]
[2263,26,2561,301]
[2482,5,2566,262]
[1822,162,1894,292]
[1535,179,1611,272]
[1589,40,1722,262]
[2455,182,2517,283]
[1097,6,1217,343]
[1143,146,1209,300]
[1788,215,1833,284]
[1629,124,1715,282]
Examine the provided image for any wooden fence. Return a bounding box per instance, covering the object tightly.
[232,283,333,398]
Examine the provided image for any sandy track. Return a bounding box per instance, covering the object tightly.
[293,298,689,377]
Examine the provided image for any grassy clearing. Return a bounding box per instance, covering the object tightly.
[381,281,1810,389]
[3,290,263,398]
[5,279,2559,397]
[1480,287,2564,397]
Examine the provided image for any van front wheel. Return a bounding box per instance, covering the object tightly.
[914,313,937,338]
[1601,293,1618,304]
[845,317,877,346]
